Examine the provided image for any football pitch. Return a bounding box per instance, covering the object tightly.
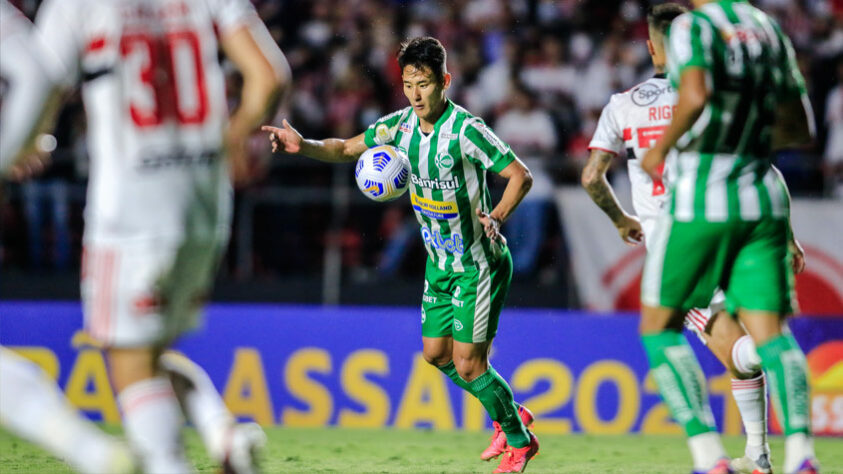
[1,427,841,473]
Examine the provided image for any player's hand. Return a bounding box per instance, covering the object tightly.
[789,238,806,274]
[8,152,51,181]
[261,119,303,154]
[615,214,643,246]
[6,134,56,181]
[641,146,667,181]
[476,209,506,244]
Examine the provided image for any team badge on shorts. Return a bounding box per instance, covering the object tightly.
[454,320,463,331]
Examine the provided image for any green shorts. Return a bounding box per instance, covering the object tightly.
[641,215,793,315]
[421,248,513,343]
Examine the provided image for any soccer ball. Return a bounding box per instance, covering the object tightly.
[354,145,411,202]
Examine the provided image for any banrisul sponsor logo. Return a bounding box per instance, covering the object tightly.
[411,174,460,190]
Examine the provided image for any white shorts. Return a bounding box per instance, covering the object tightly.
[641,214,726,344]
[81,237,225,348]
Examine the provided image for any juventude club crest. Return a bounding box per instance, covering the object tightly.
[435,154,454,169]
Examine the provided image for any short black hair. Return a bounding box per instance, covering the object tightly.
[647,3,688,36]
[398,37,447,83]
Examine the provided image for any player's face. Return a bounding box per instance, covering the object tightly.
[402,65,450,124]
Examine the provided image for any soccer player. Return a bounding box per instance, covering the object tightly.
[638,1,818,473]
[1,3,134,473]
[582,4,807,473]
[25,0,290,472]
[263,36,538,473]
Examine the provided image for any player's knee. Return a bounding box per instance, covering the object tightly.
[422,351,451,368]
[639,308,683,334]
[106,347,159,392]
[731,334,762,378]
[453,357,488,382]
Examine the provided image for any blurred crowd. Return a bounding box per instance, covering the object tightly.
[3,0,842,286]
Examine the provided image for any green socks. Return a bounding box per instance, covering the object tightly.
[641,331,717,437]
[436,361,474,394]
[437,362,529,448]
[756,333,811,436]
[469,366,530,448]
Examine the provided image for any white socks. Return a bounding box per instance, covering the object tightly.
[118,377,192,474]
[731,335,770,460]
[731,374,769,459]
[0,348,130,474]
[160,352,235,462]
[688,431,727,471]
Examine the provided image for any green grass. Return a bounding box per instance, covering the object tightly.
[1,426,841,473]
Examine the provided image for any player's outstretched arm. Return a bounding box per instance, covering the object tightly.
[641,67,708,180]
[262,121,367,164]
[220,19,291,184]
[581,149,643,246]
[477,158,533,243]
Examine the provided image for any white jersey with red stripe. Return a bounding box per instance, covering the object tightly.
[589,74,725,338]
[588,75,677,222]
[35,0,258,245]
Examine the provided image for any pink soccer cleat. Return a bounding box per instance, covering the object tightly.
[481,405,535,461]
[693,458,734,474]
[492,431,539,473]
[789,458,819,474]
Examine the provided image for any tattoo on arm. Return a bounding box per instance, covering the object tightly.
[582,150,626,224]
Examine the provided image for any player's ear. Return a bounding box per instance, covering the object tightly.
[442,73,452,90]
[646,39,656,58]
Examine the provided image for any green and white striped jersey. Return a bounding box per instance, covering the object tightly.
[363,100,516,272]
[665,0,808,222]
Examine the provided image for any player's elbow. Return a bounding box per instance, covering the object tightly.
[260,63,287,102]
[519,167,534,194]
[581,166,597,190]
[245,54,289,105]
[685,85,709,116]
[267,56,292,98]
[341,141,360,162]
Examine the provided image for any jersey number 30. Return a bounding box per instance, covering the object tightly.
[120,30,208,127]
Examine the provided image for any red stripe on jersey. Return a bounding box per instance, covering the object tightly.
[93,247,106,340]
[86,36,107,53]
[587,146,618,156]
[622,128,632,141]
